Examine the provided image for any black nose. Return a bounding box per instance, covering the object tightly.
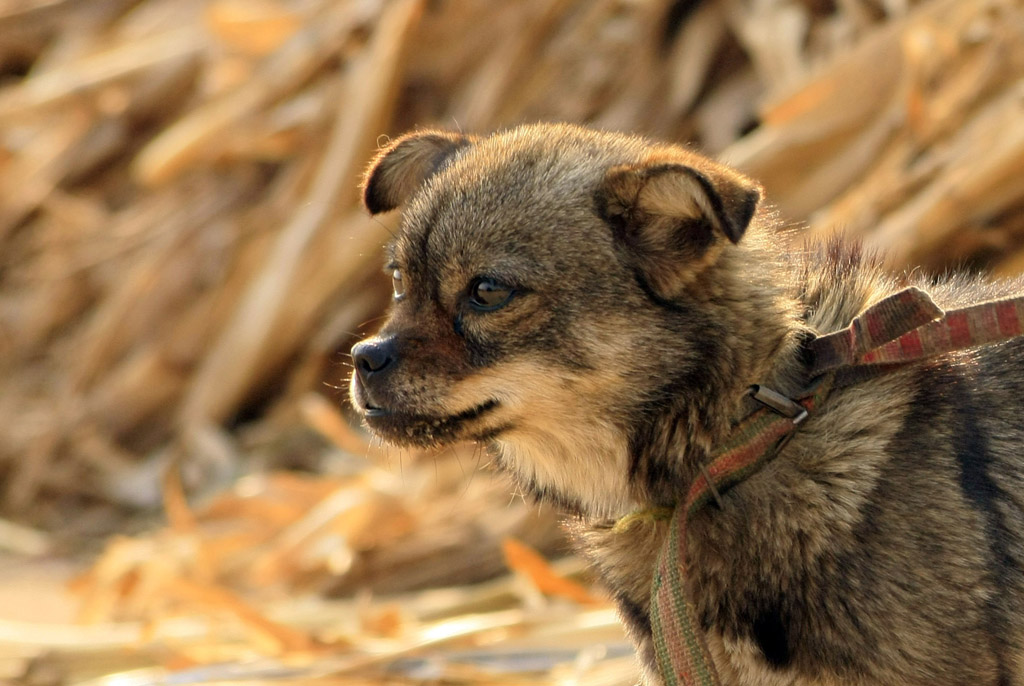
[352,338,396,381]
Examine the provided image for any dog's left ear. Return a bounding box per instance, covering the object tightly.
[362,130,477,214]
[596,157,761,297]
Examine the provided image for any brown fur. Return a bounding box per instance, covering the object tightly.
[350,123,1024,685]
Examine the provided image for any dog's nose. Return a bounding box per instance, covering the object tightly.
[352,338,396,381]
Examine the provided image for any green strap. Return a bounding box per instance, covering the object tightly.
[652,507,719,686]
[650,379,830,686]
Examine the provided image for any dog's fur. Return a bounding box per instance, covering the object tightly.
[349,123,1024,686]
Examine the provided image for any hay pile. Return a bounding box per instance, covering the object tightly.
[1,0,1024,683]
[3,0,1023,525]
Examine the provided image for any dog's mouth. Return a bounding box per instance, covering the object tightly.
[363,403,390,418]
[360,398,502,447]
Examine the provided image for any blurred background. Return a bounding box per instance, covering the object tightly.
[0,0,1022,684]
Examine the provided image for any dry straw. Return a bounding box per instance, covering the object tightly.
[0,0,1023,683]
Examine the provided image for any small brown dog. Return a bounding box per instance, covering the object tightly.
[349,123,1024,686]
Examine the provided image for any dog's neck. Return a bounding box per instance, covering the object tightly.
[495,237,844,521]
[625,238,810,510]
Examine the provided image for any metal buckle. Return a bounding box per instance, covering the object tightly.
[747,384,809,425]
[697,462,725,509]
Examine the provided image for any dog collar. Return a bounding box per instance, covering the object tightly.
[645,286,1024,686]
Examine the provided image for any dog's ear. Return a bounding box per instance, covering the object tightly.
[362,130,477,214]
[596,157,761,297]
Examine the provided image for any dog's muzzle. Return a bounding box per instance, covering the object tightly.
[351,336,397,415]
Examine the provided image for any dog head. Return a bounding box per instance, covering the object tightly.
[349,123,764,517]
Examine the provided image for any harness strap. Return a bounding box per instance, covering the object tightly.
[648,288,1024,686]
[808,287,942,374]
[651,377,832,686]
[810,288,1024,375]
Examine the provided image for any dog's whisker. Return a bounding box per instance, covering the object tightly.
[370,215,398,241]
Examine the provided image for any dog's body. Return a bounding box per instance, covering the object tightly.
[349,123,1024,686]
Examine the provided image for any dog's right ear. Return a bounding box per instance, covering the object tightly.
[362,131,476,214]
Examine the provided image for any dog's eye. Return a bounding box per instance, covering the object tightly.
[469,277,514,311]
[392,269,405,299]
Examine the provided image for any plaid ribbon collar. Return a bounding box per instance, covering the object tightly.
[640,286,1024,686]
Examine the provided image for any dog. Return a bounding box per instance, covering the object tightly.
[348,123,1024,686]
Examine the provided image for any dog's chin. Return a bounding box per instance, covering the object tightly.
[358,398,503,447]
